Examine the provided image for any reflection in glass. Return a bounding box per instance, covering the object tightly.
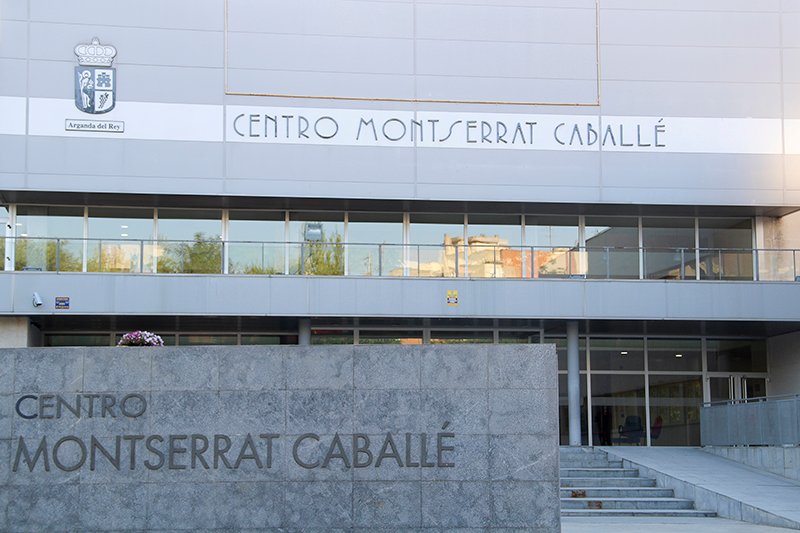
[430,330,493,343]
[642,218,695,280]
[545,337,587,371]
[409,213,464,277]
[649,375,702,446]
[179,334,236,345]
[156,209,222,274]
[499,331,541,344]
[45,334,111,346]
[88,207,154,272]
[288,212,344,275]
[525,215,579,278]
[228,210,285,274]
[347,212,403,276]
[15,206,85,272]
[590,338,644,371]
[358,330,423,344]
[558,373,588,445]
[648,338,701,372]
[591,374,646,446]
[699,218,753,280]
[311,329,353,344]
[585,216,639,279]
[706,339,767,372]
[468,214,522,278]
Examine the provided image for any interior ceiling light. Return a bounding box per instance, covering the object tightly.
[620,351,628,355]
[675,353,683,358]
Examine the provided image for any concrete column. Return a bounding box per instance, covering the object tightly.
[0,316,42,347]
[567,320,581,446]
[298,318,311,345]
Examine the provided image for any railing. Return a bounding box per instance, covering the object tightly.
[4,237,800,281]
[701,395,800,446]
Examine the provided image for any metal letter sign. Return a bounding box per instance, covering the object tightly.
[74,37,117,114]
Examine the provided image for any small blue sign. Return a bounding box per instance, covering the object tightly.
[55,297,70,310]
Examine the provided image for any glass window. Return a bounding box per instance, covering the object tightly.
[347,212,403,276]
[0,205,7,271]
[525,215,579,278]
[558,373,588,445]
[585,216,639,279]
[409,213,464,277]
[499,331,541,344]
[591,374,646,446]
[707,339,767,372]
[288,212,344,275]
[156,209,222,274]
[178,334,237,345]
[87,207,154,273]
[228,210,285,275]
[240,335,281,345]
[642,218,695,280]
[590,338,644,371]
[311,329,353,345]
[699,218,753,280]
[648,338,702,372]
[430,330,493,344]
[648,375,702,446]
[15,206,84,272]
[45,334,111,346]
[467,214,522,278]
[357,330,423,344]
[546,337,586,371]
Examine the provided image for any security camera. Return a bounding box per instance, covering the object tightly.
[32,292,43,307]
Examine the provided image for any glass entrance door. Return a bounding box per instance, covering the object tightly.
[708,375,767,402]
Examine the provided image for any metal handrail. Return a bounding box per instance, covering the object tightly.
[704,393,800,407]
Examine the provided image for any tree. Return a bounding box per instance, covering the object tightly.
[293,231,344,275]
[157,232,222,274]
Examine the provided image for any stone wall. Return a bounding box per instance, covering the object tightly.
[0,344,560,532]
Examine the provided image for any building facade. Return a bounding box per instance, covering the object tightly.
[1,0,800,447]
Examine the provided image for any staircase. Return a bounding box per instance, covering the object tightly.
[560,447,716,517]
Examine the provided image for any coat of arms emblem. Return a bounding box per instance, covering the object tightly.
[74,37,117,114]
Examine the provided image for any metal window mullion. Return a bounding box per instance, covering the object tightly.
[5,204,16,271]
[221,209,229,274]
[695,218,701,280]
[585,336,592,447]
[343,212,349,276]
[284,211,290,275]
[638,216,644,279]
[644,336,652,446]
[463,213,468,278]
[152,208,159,273]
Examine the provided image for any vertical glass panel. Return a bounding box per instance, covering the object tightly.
[525,215,579,278]
[498,331,541,344]
[647,338,702,371]
[698,218,753,280]
[156,209,222,274]
[87,207,154,273]
[45,334,111,346]
[558,373,588,445]
[228,210,285,274]
[409,213,464,277]
[709,377,732,403]
[743,377,767,400]
[179,334,237,345]
[311,329,353,344]
[591,374,646,446]
[347,212,403,276]
[357,330,423,344]
[590,338,644,371]
[15,206,84,272]
[649,375,702,446]
[467,214,522,278]
[430,330,493,343]
[288,212,344,275]
[545,337,587,371]
[240,335,281,345]
[707,339,767,372]
[642,217,695,280]
[585,216,639,279]
[0,205,7,271]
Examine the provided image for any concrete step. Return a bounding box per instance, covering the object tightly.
[560,497,695,510]
[561,509,718,518]
[561,477,656,487]
[560,459,623,468]
[561,467,639,478]
[561,487,674,498]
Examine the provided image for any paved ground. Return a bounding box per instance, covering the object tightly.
[562,516,797,532]
[596,446,800,529]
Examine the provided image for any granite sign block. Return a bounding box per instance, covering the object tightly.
[1,344,560,532]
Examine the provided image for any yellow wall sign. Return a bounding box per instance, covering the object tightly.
[446,290,459,306]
